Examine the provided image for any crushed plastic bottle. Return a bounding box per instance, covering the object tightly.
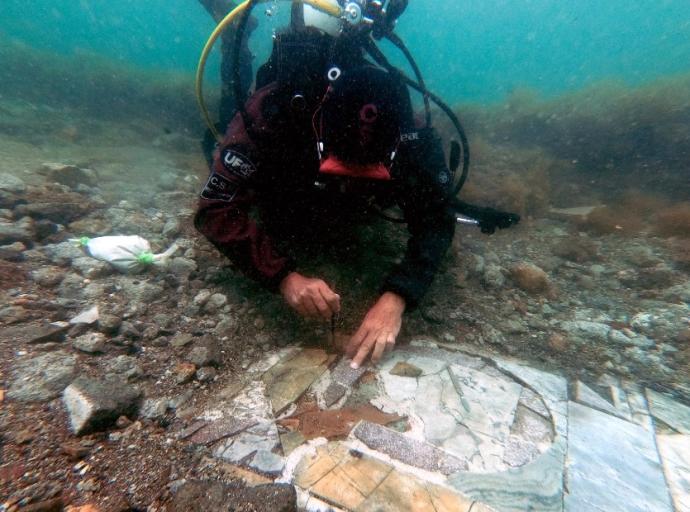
[71,235,178,273]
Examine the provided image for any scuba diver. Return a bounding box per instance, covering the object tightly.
[194,0,519,368]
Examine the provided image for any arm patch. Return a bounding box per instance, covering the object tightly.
[200,149,257,202]
[201,172,239,202]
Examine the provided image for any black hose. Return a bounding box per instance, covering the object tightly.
[363,37,471,196]
[386,32,431,128]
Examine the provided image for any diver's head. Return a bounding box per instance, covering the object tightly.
[301,0,408,38]
[316,66,403,179]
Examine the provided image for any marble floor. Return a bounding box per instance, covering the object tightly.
[179,339,690,512]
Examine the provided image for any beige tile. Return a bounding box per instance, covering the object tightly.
[294,445,341,488]
[312,465,370,510]
[356,470,437,512]
[427,484,475,512]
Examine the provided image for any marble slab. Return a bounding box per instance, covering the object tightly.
[573,380,628,420]
[647,389,690,434]
[262,348,335,415]
[657,434,690,512]
[449,437,566,512]
[565,401,673,512]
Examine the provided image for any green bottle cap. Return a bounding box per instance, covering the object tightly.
[137,252,155,265]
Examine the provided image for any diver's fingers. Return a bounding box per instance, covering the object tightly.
[370,334,389,365]
[346,326,367,358]
[310,292,332,320]
[351,329,379,369]
[384,334,396,352]
[320,288,341,315]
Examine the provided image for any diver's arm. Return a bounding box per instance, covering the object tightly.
[194,109,295,290]
[381,128,456,308]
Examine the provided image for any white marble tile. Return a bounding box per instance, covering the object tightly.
[647,389,690,434]
[565,401,673,512]
[657,434,690,512]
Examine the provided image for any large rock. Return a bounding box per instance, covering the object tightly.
[62,376,141,435]
[187,336,222,367]
[0,172,26,208]
[14,198,92,224]
[39,163,97,189]
[8,351,77,401]
[0,216,34,244]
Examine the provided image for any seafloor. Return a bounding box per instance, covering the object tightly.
[1,45,689,511]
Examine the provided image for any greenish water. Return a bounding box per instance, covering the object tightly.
[2,0,689,103]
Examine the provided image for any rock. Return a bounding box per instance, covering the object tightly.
[169,257,197,278]
[510,262,550,294]
[140,397,169,420]
[482,263,506,288]
[42,240,84,266]
[153,313,174,331]
[70,306,99,325]
[121,279,165,304]
[72,332,107,354]
[39,162,97,189]
[162,218,180,238]
[21,321,70,344]
[0,241,26,261]
[8,351,77,401]
[0,305,29,324]
[193,290,212,306]
[104,355,144,381]
[0,172,27,194]
[196,366,217,383]
[58,273,87,299]
[214,315,238,335]
[15,429,35,444]
[31,266,65,287]
[560,320,611,342]
[62,376,141,435]
[98,314,122,335]
[14,197,92,224]
[170,333,194,349]
[174,363,197,384]
[203,293,228,314]
[0,216,34,244]
[60,441,92,460]
[389,361,423,378]
[71,256,111,279]
[187,336,222,367]
[118,321,141,340]
[547,333,569,352]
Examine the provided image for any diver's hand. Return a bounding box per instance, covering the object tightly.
[279,272,340,320]
[346,292,405,369]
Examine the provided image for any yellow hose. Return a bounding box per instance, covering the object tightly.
[196,0,343,142]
